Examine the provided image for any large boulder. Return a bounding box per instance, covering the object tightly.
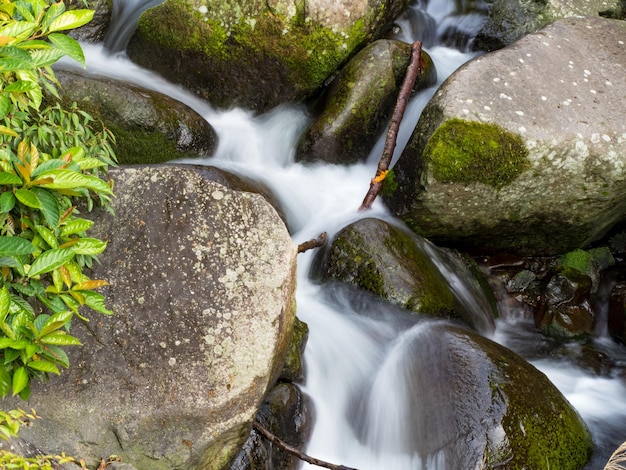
[55,71,218,164]
[388,17,626,256]
[67,0,112,43]
[1,165,298,469]
[475,0,624,51]
[127,0,409,111]
[350,322,593,468]
[296,39,436,164]
[319,218,496,333]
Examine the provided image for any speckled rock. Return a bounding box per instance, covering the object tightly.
[388,17,626,256]
[1,165,297,470]
[475,0,624,51]
[55,71,218,164]
[350,322,593,468]
[127,0,409,111]
[296,39,436,164]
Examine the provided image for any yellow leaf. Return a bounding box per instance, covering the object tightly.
[372,170,389,184]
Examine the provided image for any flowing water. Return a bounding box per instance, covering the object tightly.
[62,0,626,468]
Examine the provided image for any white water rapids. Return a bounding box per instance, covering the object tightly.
[59,0,626,468]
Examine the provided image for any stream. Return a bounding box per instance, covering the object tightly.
[60,0,626,468]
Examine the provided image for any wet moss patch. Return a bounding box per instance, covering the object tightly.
[424,118,530,188]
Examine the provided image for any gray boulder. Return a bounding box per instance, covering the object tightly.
[2,165,298,470]
[388,17,626,256]
[296,39,436,164]
[55,71,218,164]
[475,0,624,51]
[127,0,409,111]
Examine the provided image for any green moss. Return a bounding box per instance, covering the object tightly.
[380,169,398,197]
[424,118,529,188]
[107,124,195,165]
[556,247,614,279]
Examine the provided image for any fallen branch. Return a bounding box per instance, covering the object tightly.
[253,421,359,470]
[359,40,424,211]
[297,232,327,253]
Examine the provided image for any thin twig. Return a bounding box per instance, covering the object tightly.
[297,232,327,253]
[359,40,424,211]
[253,421,359,470]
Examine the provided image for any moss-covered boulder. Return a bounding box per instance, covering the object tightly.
[320,217,496,333]
[55,71,218,164]
[127,0,409,111]
[352,322,593,468]
[475,0,624,51]
[388,17,626,256]
[295,39,436,164]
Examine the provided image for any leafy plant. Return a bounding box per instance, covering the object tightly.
[0,0,116,402]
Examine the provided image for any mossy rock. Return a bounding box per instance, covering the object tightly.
[321,217,494,331]
[127,0,409,111]
[351,322,593,468]
[296,39,437,164]
[424,118,529,188]
[55,71,218,164]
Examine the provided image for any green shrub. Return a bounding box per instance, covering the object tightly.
[0,0,116,405]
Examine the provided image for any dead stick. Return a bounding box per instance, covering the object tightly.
[297,232,327,253]
[253,421,359,470]
[359,40,423,211]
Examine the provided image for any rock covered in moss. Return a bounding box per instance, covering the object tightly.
[474,0,623,51]
[1,165,298,470]
[127,0,409,111]
[55,71,218,164]
[296,39,436,164]
[321,217,496,333]
[351,322,593,468]
[388,17,626,256]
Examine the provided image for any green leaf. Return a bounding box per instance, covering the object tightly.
[35,224,58,248]
[11,366,28,396]
[48,32,85,66]
[15,188,40,208]
[28,46,65,67]
[0,57,35,71]
[82,290,112,315]
[71,237,106,256]
[0,172,22,185]
[0,257,25,276]
[34,169,113,195]
[0,191,16,212]
[27,247,74,277]
[0,95,10,120]
[31,187,59,228]
[0,236,34,256]
[48,9,93,33]
[60,218,93,236]
[0,366,10,398]
[75,157,106,171]
[37,310,71,337]
[27,359,59,374]
[0,20,37,41]
[33,313,49,333]
[0,286,9,319]
[18,383,29,400]
[39,331,80,346]
[30,159,65,178]
[9,294,34,316]
[3,79,37,92]
[40,344,68,368]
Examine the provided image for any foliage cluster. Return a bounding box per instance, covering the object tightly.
[0,0,115,411]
